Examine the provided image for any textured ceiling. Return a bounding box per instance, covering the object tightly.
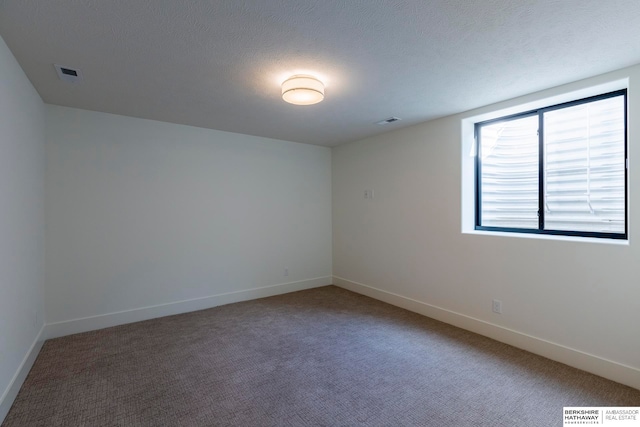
[2,1,640,147]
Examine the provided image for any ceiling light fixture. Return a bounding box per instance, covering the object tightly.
[281,75,325,105]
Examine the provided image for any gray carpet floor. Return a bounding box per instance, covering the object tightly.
[3,285,639,426]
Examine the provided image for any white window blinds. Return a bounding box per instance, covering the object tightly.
[543,96,625,233]
[476,91,626,238]
[480,115,539,229]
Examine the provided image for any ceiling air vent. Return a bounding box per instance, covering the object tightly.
[376,117,401,125]
[54,64,82,83]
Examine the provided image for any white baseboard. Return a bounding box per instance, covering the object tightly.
[44,276,332,339]
[0,326,45,424]
[333,275,640,391]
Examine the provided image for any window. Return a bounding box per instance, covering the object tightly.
[475,90,627,239]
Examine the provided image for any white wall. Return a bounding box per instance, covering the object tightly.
[45,106,332,333]
[0,36,46,419]
[332,65,640,389]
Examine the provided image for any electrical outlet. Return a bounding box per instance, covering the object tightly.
[492,299,502,314]
[284,268,289,277]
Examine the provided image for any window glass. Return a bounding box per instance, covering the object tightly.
[475,90,626,239]
[479,115,539,229]
[543,96,626,233]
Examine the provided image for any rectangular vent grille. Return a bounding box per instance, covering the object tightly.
[54,64,82,83]
[376,117,401,125]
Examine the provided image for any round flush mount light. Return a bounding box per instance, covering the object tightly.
[281,75,325,105]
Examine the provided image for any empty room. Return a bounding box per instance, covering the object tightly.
[1,1,639,426]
